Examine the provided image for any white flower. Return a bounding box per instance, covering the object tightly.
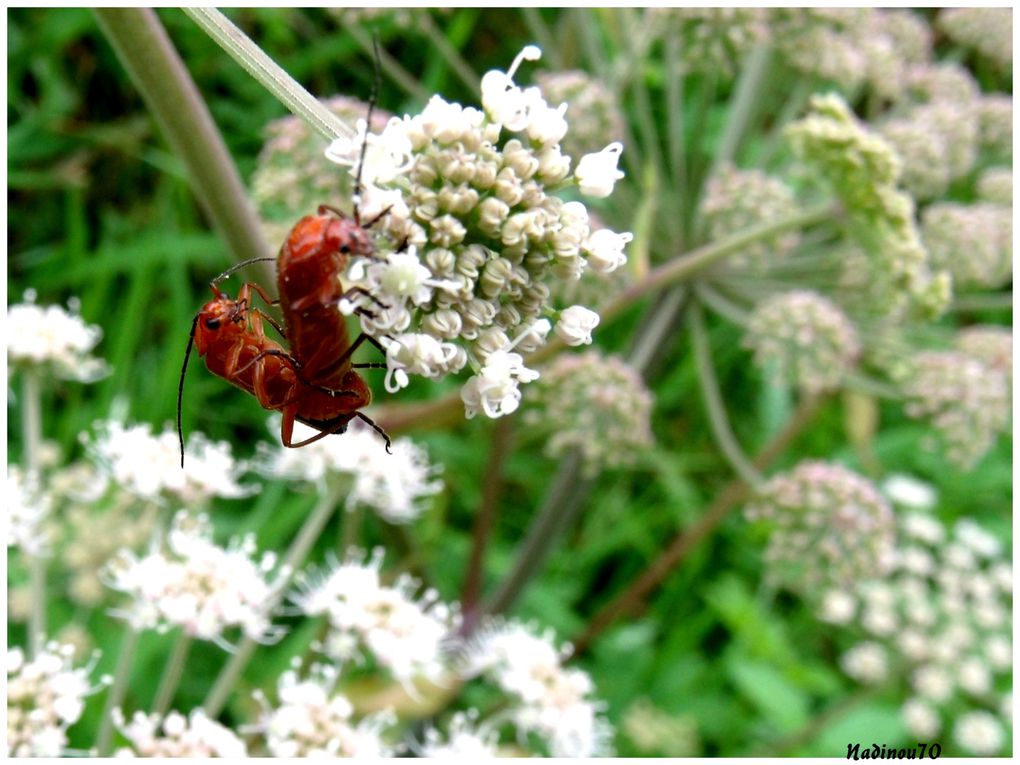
[481,45,543,130]
[818,590,856,624]
[6,466,51,556]
[840,642,888,684]
[957,656,992,696]
[265,420,442,524]
[292,551,456,686]
[255,664,395,757]
[113,709,246,757]
[901,698,940,738]
[880,474,937,509]
[104,512,281,646]
[7,643,98,757]
[575,142,625,197]
[954,710,1004,756]
[418,710,500,758]
[584,228,632,273]
[325,116,414,188]
[911,664,954,702]
[954,519,1001,558]
[555,305,600,346]
[461,350,538,419]
[383,333,463,392]
[90,422,251,505]
[7,293,108,382]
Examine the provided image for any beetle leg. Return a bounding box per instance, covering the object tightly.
[354,412,393,454]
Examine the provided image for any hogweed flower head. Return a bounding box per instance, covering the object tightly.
[955,326,1012,385]
[901,351,1010,470]
[522,350,653,475]
[921,203,1012,290]
[745,461,895,592]
[651,9,768,79]
[976,167,1012,206]
[89,421,252,506]
[104,511,282,646]
[786,93,949,318]
[417,710,500,758]
[699,165,801,269]
[954,711,1006,756]
[768,9,870,90]
[7,642,99,757]
[976,95,1013,159]
[112,709,246,757]
[938,8,1013,70]
[253,662,395,757]
[292,549,457,686]
[324,46,631,419]
[6,465,52,557]
[877,115,951,201]
[744,291,860,395]
[261,420,442,524]
[464,620,612,757]
[880,474,937,511]
[821,513,1010,751]
[7,292,108,383]
[902,61,981,106]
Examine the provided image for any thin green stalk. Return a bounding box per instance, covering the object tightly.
[340,501,364,555]
[664,34,687,198]
[757,77,813,168]
[522,7,562,69]
[418,12,480,93]
[950,292,1014,312]
[483,451,593,619]
[94,9,273,275]
[151,633,193,718]
[696,282,750,325]
[623,12,665,181]
[184,8,354,141]
[627,288,688,374]
[346,23,430,102]
[22,370,45,658]
[203,483,344,718]
[96,626,141,755]
[708,40,772,182]
[691,302,763,488]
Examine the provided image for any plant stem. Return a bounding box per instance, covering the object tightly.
[94,9,273,278]
[568,394,824,658]
[664,34,687,199]
[482,451,594,620]
[203,484,343,718]
[183,8,354,141]
[708,40,771,182]
[340,501,363,555]
[96,625,141,755]
[418,12,480,93]
[460,417,515,621]
[695,282,750,325]
[691,301,763,487]
[950,291,1013,312]
[151,632,192,718]
[21,370,46,658]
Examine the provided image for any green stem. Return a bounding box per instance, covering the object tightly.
[151,632,192,718]
[184,8,354,141]
[94,9,273,275]
[482,451,594,619]
[341,501,364,555]
[203,484,343,718]
[664,34,687,199]
[691,302,763,488]
[418,12,480,93]
[696,282,750,325]
[950,291,1013,312]
[96,626,141,755]
[21,371,46,658]
[708,40,771,182]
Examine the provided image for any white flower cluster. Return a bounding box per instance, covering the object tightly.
[903,61,982,105]
[263,420,442,524]
[112,708,247,757]
[325,46,631,419]
[253,662,395,757]
[89,421,252,506]
[938,8,1013,69]
[955,326,1012,386]
[523,349,654,475]
[878,105,976,202]
[820,513,1011,755]
[7,292,108,383]
[977,94,1013,159]
[901,351,1010,470]
[921,203,1012,290]
[768,9,872,90]
[744,290,860,395]
[745,461,895,592]
[104,511,281,646]
[292,549,457,686]
[465,621,612,757]
[7,643,97,757]
[699,165,801,269]
[417,710,500,758]
[976,166,1012,206]
[6,465,52,557]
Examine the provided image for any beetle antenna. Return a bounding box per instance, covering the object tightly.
[210,256,278,291]
[354,34,382,227]
[178,313,201,468]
